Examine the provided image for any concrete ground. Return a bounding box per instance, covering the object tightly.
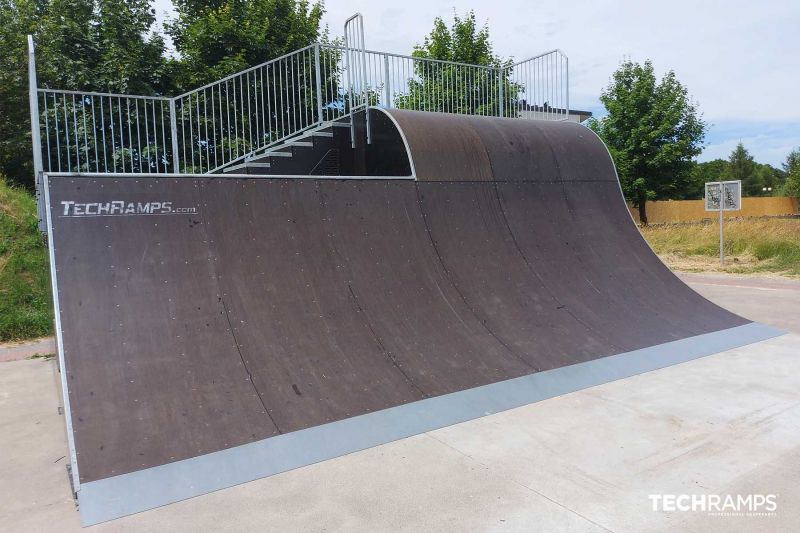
[0,273,798,532]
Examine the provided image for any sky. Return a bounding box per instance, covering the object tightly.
[153,0,800,167]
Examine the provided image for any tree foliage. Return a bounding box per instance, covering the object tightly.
[589,60,706,224]
[166,0,324,90]
[0,0,170,187]
[0,0,329,188]
[685,153,785,200]
[399,10,517,116]
[782,148,800,197]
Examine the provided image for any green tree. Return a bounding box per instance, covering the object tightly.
[752,163,784,196]
[0,0,40,189]
[399,10,518,116]
[685,159,727,199]
[724,142,760,195]
[589,60,706,224]
[783,148,800,197]
[0,0,169,188]
[166,0,324,89]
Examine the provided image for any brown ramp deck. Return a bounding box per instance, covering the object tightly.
[45,110,781,526]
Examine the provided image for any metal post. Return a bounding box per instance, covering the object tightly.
[344,22,354,148]
[314,44,323,123]
[358,17,370,144]
[169,99,180,173]
[27,36,45,231]
[719,183,725,266]
[383,54,391,108]
[565,55,570,121]
[498,67,504,118]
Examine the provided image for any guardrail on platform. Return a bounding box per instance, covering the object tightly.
[27,13,571,228]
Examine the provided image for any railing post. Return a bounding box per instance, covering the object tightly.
[383,54,391,108]
[498,66,505,118]
[314,44,323,123]
[27,36,45,231]
[565,55,570,121]
[169,99,180,173]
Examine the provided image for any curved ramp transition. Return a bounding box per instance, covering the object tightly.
[44,110,782,525]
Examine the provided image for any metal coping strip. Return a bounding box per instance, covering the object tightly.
[43,172,415,181]
[75,321,783,526]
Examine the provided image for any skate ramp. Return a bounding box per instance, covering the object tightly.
[44,110,782,525]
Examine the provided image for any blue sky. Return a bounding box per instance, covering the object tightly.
[153,0,800,167]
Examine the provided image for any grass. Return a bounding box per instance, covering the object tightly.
[0,178,53,341]
[640,217,800,277]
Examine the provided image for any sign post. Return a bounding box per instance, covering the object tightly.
[704,180,742,265]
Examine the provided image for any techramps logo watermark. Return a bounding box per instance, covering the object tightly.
[59,200,198,218]
[649,493,778,517]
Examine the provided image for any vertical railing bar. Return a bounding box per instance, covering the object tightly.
[290,57,296,132]
[259,68,267,145]
[238,75,245,159]
[134,99,142,172]
[42,93,51,172]
[80,96,89,171]
[159,101,166,172]
[143,100,151,172]
[53,94,62,172]
[117,97,124,173]
[106,96,113,172]
[231,78,238,160]
[245,71,252,152]
[264,66,272,143]
[276,61,281,138]
[195,92,202,172]
[169,99,179,173]
[203,89,210,170]
[149,99,157,171]
[314,45,323,121]
[126,98,134,171]
[224,81,231,163]
[91,96,99,172]
[254,70,261,151]
[71,94,79,171]
[210,85,218,169]
[302,50,308,129]
[100,96,108,172]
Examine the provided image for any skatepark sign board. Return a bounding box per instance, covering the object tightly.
[704,180,741,266]
[704,180,742,212]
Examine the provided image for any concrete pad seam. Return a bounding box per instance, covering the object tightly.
[424,432,617,533]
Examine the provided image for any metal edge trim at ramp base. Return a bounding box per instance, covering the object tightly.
[78,321,782,526]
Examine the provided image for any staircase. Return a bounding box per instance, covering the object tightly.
[222,119,353,176]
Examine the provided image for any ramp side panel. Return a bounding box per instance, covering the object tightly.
[47,177,278,484]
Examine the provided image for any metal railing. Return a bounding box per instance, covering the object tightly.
[344,13,368,147]
[28,14,570,182]
[503,51,569,120]
[173,44,346,173]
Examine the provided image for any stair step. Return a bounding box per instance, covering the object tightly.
[223,161,271,173]
[268,151,293,158]
[311,131,334,138]
[331,122,351,128]
[289,141,313,148]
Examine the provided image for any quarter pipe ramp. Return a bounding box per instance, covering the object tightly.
[44,109,782,525]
